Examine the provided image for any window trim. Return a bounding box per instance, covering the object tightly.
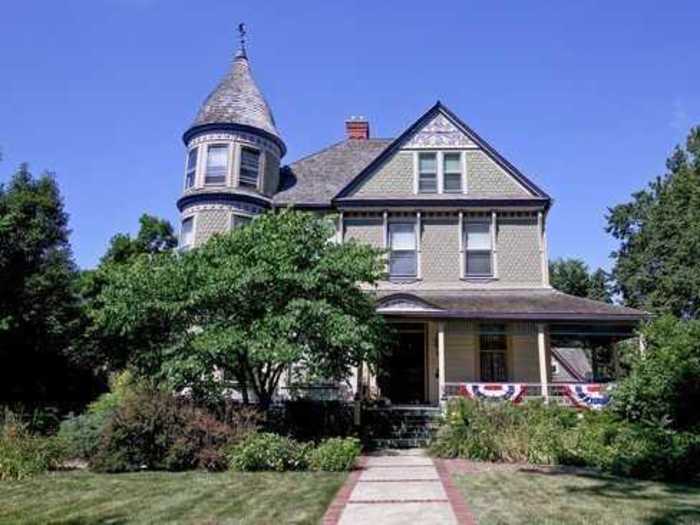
[388,221,418,280]
[204,143,229,186]
[238,146,261,190]
[180,215,196,249]
[417,152,438,194]
[442,152,463,193]
[464,219,494,278]
[184,147,198,189]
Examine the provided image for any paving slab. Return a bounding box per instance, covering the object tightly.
[338,502,457,525]
[359,466,440,481]
[350,479,447,502]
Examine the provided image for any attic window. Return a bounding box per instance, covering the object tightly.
[418,153,437,193]
[443,153,462,193]
[205,144,228,185]
[239,147,260,189]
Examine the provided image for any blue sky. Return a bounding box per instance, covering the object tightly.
[1,1,698,270]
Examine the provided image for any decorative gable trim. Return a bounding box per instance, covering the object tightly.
[404,113,476,149]
[376,293,444,313]
[334,102,551,201]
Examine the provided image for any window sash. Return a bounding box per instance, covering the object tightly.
[466,250,492,276]
[465,221,493,276]
[418,153,437,193]
[389,223,416,250]
[180,218,194,246]
[443,172,462,193]
[389,250,417,278]
[239,148,260,188]
[205,145,228,185]
[480,351,507,382]
[185,148,198,188]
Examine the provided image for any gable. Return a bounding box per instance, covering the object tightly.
[337,102,550,202]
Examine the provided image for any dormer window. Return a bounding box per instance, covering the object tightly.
[465,220,493,276]
[185,147,198,189]
[239,147,260,189]
[418,153,437,193]
[389,222,417,279]
[205,144,228,185]
[180,217,194,249]
[443,153,462,193]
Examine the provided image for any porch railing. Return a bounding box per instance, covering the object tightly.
[442,382,614,409]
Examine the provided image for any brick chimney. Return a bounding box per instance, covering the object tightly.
[345,116,370,140]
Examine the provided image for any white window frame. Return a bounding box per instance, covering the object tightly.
[388,221,418,280]
[204,144,229,186]
[180,215,196,249]
[416,152,438,194]
[464,219,493,277]
[442,151,463,193]
[184,147,198,190]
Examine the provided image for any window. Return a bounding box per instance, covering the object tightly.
[480,324,507,382]
[418,153,437,193]
[205,144,228,185]
[465,221,492,276]
[239,147,260,188]
[231,214,252,229]
[443,153,462,193]
[389,223,417,279]
[185,147,198,189]
[180,217,194,248]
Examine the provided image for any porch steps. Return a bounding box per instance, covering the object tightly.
[361,406,442,449]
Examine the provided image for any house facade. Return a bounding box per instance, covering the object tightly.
[176,42,646,407]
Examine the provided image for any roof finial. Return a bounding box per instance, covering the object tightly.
[236,23,247,58]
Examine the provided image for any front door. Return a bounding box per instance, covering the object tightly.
[379,323,426,404]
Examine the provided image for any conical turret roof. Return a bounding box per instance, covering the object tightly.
[191,49,282,146]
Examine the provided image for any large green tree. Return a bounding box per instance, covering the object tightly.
[549,258,612,303]
[0,165,100,405]
[76,214,178,371]
[607,126,700,318]
[92,211,389,408]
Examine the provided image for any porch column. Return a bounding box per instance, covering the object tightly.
[438,321,446,403]
[537,323,549,402]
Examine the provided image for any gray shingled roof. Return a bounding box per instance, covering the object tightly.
[192,50,281,141]
[275,139,392,206]
[374,289,648,322]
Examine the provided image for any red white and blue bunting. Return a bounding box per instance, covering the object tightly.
[563,384,611,410]
[458,383,525,403]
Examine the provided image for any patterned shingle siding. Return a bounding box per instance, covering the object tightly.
[194,209,230,246]
[466,150,530,196]
[497,217,542,285]
[352,153,414,196]
[421,217,460,283]
[344,217,383,248]
[263,151,279,196]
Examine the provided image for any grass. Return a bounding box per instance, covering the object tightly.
[454,465,700,525]
[0,469,346,525]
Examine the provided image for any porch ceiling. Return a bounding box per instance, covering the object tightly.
[373,289,649,323]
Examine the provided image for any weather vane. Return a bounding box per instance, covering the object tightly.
[238,23,247,52]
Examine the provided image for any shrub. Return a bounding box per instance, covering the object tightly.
[267,401,355,441]
[227,432,310,472]
[309,437,361,471]
[0,418,65,480]
[58,370,136,460]
[612,316,700,431]
[89,386,246,473]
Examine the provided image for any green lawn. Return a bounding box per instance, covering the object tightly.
[455,466,700,525]
[0,470,346,525]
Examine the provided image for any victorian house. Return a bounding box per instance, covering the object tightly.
[176,42,646,409]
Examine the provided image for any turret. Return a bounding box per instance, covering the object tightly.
[176,26,284,248]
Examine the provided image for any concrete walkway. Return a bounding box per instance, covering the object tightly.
[323,450,475,525]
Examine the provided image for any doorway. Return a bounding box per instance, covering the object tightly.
[379,323,426,404]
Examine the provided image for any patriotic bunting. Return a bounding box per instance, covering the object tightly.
[458,383,525,403]
[563,384,611,410]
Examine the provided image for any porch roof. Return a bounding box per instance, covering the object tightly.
[373,289,648,323]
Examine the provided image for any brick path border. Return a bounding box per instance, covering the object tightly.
[433,458,478,525]
[321,456,368,525]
